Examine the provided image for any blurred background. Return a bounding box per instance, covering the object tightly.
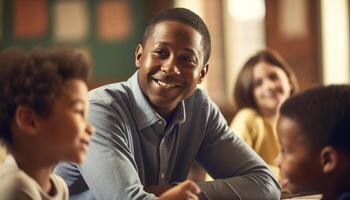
[0,0,349,122]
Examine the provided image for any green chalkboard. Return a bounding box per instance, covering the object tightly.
[0,0,149,81]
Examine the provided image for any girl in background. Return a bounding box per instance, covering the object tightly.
[230,50,298,178]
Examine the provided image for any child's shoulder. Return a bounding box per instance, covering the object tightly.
[231,108,263,128]
[0,157,39,199]
[337,191,350,200]
[0,156,68,199]
[235,108,261,119]
[50,173,69,199]
[0,155,21,176]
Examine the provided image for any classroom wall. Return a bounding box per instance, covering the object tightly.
[0,0,150,85]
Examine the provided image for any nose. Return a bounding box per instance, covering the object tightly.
[275,153,282,168]
[161,58,180,75]
[263,79,277,90]
[86,123,95,136]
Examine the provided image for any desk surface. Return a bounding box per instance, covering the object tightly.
[282,193,322,200]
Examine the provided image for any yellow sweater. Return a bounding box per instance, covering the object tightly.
[230,108,280,178]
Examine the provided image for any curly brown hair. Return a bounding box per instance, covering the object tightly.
[0,47,91,144]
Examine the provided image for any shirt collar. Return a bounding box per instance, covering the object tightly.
[4,155,17,169]
[128,71,186,130]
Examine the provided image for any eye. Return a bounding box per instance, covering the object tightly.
[74,109,85,116]
[268,73,279,81]
[254,79,263,87]
[181,56,195,63]
[281,147,285,155]
[178,54,198,67]
[284,146,294,155]
[152,49,169,59]
[73,104,85,116]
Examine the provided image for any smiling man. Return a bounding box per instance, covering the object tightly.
[55,8,280,200]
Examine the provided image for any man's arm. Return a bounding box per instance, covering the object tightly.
[197,102,281,200]
[145,181,201,200]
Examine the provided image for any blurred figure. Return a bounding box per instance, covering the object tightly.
[230,50,298,177]
[277,85,350,200]
[0,48,93,200]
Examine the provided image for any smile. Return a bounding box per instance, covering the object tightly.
[154,79,180,89]
[81,139,90,146]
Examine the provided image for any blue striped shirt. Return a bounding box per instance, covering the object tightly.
[54,71,280,200]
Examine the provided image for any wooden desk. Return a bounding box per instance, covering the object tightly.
[281,192,322,200]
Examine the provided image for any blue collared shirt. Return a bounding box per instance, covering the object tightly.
[55,71,280,200]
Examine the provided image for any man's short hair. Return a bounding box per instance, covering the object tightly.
[142,7,211,65]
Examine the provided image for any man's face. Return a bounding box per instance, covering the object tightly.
[277,115,323,194]
[135,21,208,118]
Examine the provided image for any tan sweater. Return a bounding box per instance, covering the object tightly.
[0,155,68,200]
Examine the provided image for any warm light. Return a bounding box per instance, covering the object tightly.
[175,0,203,18]
[321,0,350,84]
[228,0,265,22]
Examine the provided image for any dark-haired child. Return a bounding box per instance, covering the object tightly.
[0,48,94,199]
[277,85,350,200]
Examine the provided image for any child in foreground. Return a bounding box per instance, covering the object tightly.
[277,85,350,200]
[0,48,94,199]
[0,48,200,200]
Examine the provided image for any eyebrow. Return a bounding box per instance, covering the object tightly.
[182,48,198,57]
[69,98,86,106]
[155,42,198,54]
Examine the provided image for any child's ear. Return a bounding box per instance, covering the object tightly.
[14,105,38,135]
[320,146,338,173]
[198,64,209,84]
[135,44,143,69]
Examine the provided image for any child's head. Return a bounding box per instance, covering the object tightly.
[0,47,93,163]
[135,8,211,118]
[234,50,298,116]
[277,85,350,196]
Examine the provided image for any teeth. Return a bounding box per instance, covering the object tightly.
[156,80,176,88]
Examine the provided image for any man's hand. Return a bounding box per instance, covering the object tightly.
[159,180,201,200]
